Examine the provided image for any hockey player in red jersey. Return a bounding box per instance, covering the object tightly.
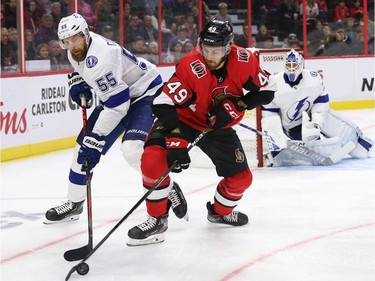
[127,18,277,246]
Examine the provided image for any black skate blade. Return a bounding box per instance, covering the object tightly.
[64,245,92,261]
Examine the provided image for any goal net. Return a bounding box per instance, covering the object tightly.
[190,48,295,168]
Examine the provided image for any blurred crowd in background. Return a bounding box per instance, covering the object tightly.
[1,0,374,73]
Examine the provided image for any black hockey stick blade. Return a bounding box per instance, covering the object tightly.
[65,264,78,281]
[64,244,92,261]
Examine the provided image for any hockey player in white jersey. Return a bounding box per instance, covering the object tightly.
[261,49,373,166]
[44,13,187,223]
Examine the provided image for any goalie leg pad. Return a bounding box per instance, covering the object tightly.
[305,136,343,157]
[321,109,373,158]
[261,115,290,151]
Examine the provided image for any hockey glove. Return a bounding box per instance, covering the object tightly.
[68,72,93,108]
[77,133,106,171]
[165,133,191,173]
[210,98,245,129]
[302,111,321,142]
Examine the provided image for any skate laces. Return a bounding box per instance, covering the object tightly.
[54,201,74,215]
[168,189,181,209]
[137,217,158,231]
[223,211,239,222]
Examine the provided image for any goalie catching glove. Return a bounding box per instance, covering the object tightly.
[68,72,93,108]
[165,132,191,173]
[77,133,106,171]
[210,97,245,129]
[302,111,321,142]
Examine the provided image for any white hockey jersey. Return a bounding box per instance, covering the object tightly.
[68,32,161,136]
[262,69,329,132]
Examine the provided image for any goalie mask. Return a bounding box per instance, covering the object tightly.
[58,13,90,50]
[285,49,304,82]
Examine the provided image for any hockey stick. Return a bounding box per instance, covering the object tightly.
[237,122,354,165]
[65,124,212,280]
[64,96,94,262]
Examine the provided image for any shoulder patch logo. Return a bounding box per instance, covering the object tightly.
[310,71,318,77]
[86,56,98,68]
[190,59,207,78]
[237,49,249,62]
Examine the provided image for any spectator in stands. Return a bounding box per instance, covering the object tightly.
[7,27,18,64]
[344,16,358,41]
[48,39,70,70]
[299,0,319,32]
[350,0,364,21]
[101,25,114,40]
[142,14,158,44]
[142,41,159,64]
[171,0,191,21]
[214,2,232,25]
[1,3,5,28]
[35,43,50,60]
[24,1,38,34]
[78,0,97,30]
[51,2,63,30]
[164,40,184,63]
[1,27,17,71]
[235,23,249,48]
[334,0,349,24]
[124,14,147,49]
[183,40,194,53]
[185,14,198,44]
[95,0,115,34]
[315,0,328,22]
[168,24,191,53]
[307,20,324,55]
[261,35,274,49]
[317,28,352,56]
[130,36,147,55]
[4,0,17,28]
[60,0,70,17]
[277,0,299,40]
[255,24,272,45]
[313,24,332,56]
[283,32,301,49]
[25,29,37,60]
[34,13,58,46]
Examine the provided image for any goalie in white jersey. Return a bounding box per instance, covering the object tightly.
[261,49,374,166]
[44,13,187,223]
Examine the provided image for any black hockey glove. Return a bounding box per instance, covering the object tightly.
[68,72,93,108]
[77,133,106,171]
[210,98,245,129]
[165,133,191,173]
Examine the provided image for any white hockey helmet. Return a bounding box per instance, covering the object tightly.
[57,13,90,49]
[285,49,304,82]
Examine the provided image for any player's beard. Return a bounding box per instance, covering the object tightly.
[71,40,88,62]
[205,56,226,71]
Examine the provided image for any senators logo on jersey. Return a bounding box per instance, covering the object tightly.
[190,59,207,78]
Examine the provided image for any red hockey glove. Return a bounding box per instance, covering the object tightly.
[165,133,191,173]
[210,98,245,129]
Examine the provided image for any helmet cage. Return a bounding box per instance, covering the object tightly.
[285,49,303,82]
[58,13,90,49]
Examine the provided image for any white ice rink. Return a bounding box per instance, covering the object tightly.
[1,109,374,281]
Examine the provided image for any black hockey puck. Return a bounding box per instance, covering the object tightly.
[77,262,90,275]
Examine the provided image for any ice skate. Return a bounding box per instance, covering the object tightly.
[127,215,168,246]
[206,202,248,226]
[168,182,188,220]
[44,200,84,224]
